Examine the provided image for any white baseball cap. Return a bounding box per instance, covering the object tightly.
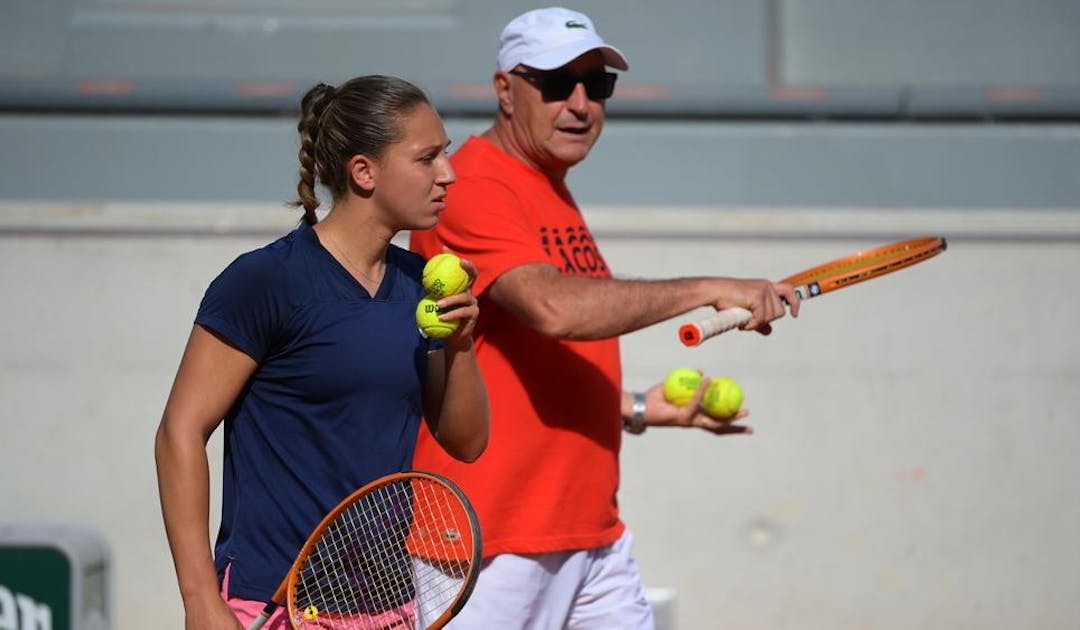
[496,7,629,72]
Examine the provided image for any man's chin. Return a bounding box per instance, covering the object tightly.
[551,146,593,169]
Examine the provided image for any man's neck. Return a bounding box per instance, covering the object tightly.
[482,125,569,182]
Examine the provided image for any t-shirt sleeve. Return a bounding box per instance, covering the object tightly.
[433,177,551,297]
[195,249,290,363]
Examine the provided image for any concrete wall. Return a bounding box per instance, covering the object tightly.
[4,116,1080,208]
[1,202,1078,629]
[2,2,1078,627]
[4,0,1079,117]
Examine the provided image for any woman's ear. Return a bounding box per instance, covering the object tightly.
[347,154,377,192]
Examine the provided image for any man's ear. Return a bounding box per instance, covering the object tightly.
[494,71,513,116]
[347,154,377,192]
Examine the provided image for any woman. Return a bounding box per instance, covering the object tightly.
[155,75,489,629]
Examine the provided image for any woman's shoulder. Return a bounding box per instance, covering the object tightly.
[212,226,309,293]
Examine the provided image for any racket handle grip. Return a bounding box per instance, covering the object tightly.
[678,307,752,347]
[246,607,275,630]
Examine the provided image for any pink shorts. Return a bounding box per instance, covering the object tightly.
[221,563,417,629]
[221,564,289,628]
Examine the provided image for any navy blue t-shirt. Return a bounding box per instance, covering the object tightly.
[195,221,435,602]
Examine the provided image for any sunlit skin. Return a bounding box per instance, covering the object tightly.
[315,103,482,343]
[155,84,489,630]
[313,102,456,293]
[370,103,457,233]
[474,47,798,436]
[486,50,608,180]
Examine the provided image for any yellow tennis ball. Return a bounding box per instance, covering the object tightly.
[662,367,703,406]
[416,296,459,339]
[423,253,471,299]
[701,377,744,419]
[303,605,319,621]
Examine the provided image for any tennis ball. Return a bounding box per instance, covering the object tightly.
[416,296,459,339]
[662,367,703,406]
[423,253,471,299]
[303,605,319,621]
[701,377,744,420]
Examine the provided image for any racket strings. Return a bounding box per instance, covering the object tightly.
[291,478,476,629]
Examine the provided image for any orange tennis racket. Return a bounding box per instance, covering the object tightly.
[247,471,481,630]
[679,237,947,347]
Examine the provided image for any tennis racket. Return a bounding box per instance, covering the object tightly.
[678,236,947,347]
[246,471,481,630]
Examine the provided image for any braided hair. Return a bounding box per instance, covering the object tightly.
[290,75,430,225]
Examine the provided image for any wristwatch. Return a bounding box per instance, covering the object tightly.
[624,392,647,435]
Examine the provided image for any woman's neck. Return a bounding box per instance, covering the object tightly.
[314,209,391,287]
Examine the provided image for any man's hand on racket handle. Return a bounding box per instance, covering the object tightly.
[710,278,800,335]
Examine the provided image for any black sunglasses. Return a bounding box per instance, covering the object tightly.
[509,69,617,102]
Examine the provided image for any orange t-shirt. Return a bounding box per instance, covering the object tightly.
[410,136,625,558]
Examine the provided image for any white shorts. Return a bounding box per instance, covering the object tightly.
[445,530,655,630]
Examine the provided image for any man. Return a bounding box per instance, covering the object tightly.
[410,7,798,629]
